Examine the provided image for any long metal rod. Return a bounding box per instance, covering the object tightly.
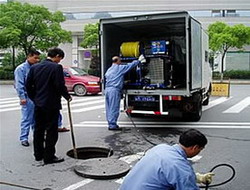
[67,101,78,159]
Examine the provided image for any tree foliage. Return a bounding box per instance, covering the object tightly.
[0,2,72,55]
[80,23,99,49]
[80,23,100,76]
[208,22,250,77]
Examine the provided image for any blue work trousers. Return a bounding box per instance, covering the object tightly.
[20,98,35,142]
[105,87,121,129]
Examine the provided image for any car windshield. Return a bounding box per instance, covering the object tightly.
[68,67,87,76]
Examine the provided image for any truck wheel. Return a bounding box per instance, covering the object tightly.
[74,84,87,96]
[184,94,202,121]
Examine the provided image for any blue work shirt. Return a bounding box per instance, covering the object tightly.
[14,60,32,100]
[120,144,199,190]
[105,60,140,90]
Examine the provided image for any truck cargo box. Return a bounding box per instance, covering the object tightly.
[100,11,212,121]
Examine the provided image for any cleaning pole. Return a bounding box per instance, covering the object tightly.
[67,100,78,159]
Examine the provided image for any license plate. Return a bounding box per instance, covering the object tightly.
[134,96,155,102]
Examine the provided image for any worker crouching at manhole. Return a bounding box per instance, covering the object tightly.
[120,129,214,190]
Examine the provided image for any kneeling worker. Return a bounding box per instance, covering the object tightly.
[120,129,214,190]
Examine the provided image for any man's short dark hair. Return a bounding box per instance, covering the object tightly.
[28,49,40,56]
[179,129,207,148]
[47,47,65,59]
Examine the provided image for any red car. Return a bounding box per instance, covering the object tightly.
[63,67,101,96]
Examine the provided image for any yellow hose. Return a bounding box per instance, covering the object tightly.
[120,42,140,58]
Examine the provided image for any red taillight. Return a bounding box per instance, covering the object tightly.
[163,96,169,100]
[163,96,182,101]
[154,111,161,115]
[172,96,182,101]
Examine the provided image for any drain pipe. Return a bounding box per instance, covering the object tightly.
[67,100,78,159]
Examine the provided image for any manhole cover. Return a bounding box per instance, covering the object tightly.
[74,158,130,179]
[67,147,113,160]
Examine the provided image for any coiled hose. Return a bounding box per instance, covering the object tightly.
[199,163,236,190]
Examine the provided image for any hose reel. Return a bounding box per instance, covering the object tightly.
[120,41,141,58]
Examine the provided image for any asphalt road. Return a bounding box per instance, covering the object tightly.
[0,84,250,190]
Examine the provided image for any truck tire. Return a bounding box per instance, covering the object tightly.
[184,94,202,121]
[191,101,202,121]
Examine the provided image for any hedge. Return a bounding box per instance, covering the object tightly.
[213,70,250,79]
[0,67,14,80]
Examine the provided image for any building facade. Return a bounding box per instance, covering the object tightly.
[6,0,250,71]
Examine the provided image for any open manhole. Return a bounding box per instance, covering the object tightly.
[67,147,113,160]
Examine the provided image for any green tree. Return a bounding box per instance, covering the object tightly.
[80,23,100,76]
[208,21,250,80]
[80,23,99,51]
[0,2,72,57]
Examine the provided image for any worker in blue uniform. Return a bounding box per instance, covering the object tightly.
[120,129,214,190]
[14,49,40,147]
[105,55,146,130]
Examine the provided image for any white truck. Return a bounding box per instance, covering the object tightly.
[100,11,212,121]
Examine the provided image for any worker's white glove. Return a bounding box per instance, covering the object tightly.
[196,172,215,184]
[138,54,146,63]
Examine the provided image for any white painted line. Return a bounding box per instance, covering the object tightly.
[0,97,18,101]
[223,97,250,113]
[119,152,144,164]
[61,96,103,105]
[0,107,20,112]
[0,99,19,105]
[74,124,250,129]
[0,102,20,108]
[62,99,104,109]
[203,97,232,111]
[79,121,250,126]
[115,178,124,184]
[68,104,105,113]
[62,179,94,190]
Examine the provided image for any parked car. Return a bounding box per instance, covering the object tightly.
[63,67,101,96]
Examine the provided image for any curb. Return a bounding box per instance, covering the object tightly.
[0,80,14,85]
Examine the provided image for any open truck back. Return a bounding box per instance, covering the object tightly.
[100,11,212,121]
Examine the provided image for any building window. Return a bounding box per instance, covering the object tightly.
[226,10,237,17]
[212,10,222,17]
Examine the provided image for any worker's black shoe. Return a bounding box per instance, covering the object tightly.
[108,127,122,131]
[21,141,29,147]
[44,156,64,165]
[35,157,43,161]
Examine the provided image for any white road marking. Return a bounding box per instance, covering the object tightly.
[79,121,250,126]
[68,104,105,113]
[74,121,250,129]
[119,152,145,164]
[0,102,20,108]
[0,97,18,102]
[0,99,19,105]
[62,99,104,109]
[0,107,20,112]
[223,97,250,113]
[62,179,94,190]
[202,97,232,111]
[61,96,103,105]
